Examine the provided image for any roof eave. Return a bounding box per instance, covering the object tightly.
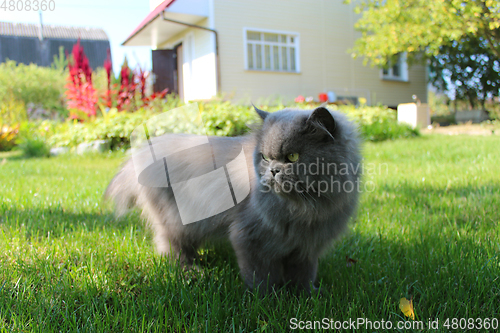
[122,15,159,46]
[122,0,176,47]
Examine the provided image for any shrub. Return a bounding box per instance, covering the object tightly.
[360,119,419,141]
[0,60,66,113]
[0,124,19,151]
[488,106,500,121]
[47,100,257,149]
[334,104,420,141]
[0,94,27,151]
[0,92,28,125]
[48,108,154,149]
[18,136,51,158]
[46,100,418,150]
[287,102,419,141]
[17,122,51,158]
[201,101,258,136]
[336,104,396,125]
[65,49,169,120]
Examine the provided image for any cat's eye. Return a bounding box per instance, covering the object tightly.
[262,153,269,161]
[287,153,299,162]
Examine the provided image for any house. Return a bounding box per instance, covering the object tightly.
[123,0,427,107]
[0,21,110,70]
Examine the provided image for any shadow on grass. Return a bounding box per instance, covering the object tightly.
[0,181,499,330]
[0,204,238,268]
[365,182,500,229]
[0,228,497,331]
[0,205,141,239]
[0,150,26,161]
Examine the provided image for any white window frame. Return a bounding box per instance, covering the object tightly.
[381,53,409,82]
[243,27,300,73]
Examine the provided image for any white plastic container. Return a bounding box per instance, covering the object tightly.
[397,103,430,128]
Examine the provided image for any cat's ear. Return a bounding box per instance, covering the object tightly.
[253,104,269,120]
[307,107,337,139]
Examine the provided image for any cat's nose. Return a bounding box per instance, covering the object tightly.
[271,168,280,176]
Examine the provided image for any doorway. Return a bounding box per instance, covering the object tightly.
[151,42,183,98]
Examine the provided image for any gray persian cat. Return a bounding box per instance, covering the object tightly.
[105,106,361,293]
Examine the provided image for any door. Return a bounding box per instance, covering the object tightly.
[152,49,176,94]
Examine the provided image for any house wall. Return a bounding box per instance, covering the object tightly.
[212,0,427,106]
[157,16,217,102]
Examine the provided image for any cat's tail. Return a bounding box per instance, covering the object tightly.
[104,159,141,217]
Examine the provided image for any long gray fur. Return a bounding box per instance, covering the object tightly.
[104,106,361,293]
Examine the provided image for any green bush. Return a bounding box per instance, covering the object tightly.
[0,124,19,151]
[360,119,419,141]
[201,101,258,136]
[47,100,258,150]
[0,92,28,125]
[0,60,66,114]
[282,102,419,141]
[335,104,420,141]
[336,104,396,125]
[0,94,27,151]
[47,109,149,150]
[16,122,51,158]
[487,106,500,121]
[18,136,51,158]
[45,100,418,150]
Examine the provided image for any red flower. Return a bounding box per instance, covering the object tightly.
[294,95,305,103]
[103,49,112,81]
[318,93,328,103]
[65,38,97,120]
[103,49,113,107]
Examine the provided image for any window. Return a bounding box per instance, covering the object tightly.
[381,53,408,81]
[244,28,299,72]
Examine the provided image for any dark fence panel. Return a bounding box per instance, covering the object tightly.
[0,36,110,69]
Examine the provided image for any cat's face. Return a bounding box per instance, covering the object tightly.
[253,107,358,202]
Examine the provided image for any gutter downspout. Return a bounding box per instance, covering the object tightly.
[161,11,221,95]
[38,10,44,41]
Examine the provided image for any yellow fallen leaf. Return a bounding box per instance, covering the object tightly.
[399,297,415,320]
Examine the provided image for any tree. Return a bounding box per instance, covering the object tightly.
[51,46,68,71]
[347,0,500,67]
[347,0,500,111]
[429,34,500,110]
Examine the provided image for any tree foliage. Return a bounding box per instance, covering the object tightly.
[429,34,500,110]
[347,0,500,67]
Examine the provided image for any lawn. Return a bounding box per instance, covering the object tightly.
[0,134,498,332]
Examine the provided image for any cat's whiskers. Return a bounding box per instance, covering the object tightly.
[295,184,318,214]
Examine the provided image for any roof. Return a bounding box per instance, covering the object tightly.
[122,0,176,46]
[0,21,109,40]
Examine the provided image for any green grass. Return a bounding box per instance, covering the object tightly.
[0,135,499,332]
